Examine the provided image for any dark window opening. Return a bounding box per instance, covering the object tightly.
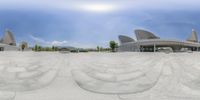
[0,47,4,51]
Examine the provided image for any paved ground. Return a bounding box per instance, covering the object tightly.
[0,52,200,100]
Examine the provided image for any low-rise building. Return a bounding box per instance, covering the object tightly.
[118,29,200,52]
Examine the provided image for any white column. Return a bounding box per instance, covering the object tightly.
[154,43,156,52]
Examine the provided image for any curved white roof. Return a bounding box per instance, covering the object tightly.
[135,29,160,40]
[118,35,135,44]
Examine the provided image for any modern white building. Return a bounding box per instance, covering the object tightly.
[118,29,200,52]
[0,30,18,51]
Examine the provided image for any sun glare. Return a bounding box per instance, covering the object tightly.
[81,3,116,12]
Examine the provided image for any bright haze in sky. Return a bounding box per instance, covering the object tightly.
[0,0,200,48]
[79,3,116,12]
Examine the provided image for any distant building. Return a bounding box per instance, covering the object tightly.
[20,41,28,48]
[118,29,200,52]
[0,29,18,51]
[56,46,77,51]
[19,41,30,51]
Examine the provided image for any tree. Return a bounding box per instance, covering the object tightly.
[54,47,58,51]
[52,46,55,51]
[38,46,42,51]
[21,44,25,51]
[97,46,100,52]
[100,47,103,51]
[34,45,38,51]
[109,41,118,52]
[45,47,50,51]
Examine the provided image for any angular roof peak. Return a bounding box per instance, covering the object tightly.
[2,29,16,46]
[187,29,198,42]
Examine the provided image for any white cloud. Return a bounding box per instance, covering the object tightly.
[29,35,50,44]
[51,40,68,46]
[29,35,68,46]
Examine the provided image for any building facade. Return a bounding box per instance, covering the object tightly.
[0,30,18,51]
[118,29,200,52]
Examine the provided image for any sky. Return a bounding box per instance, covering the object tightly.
[0,0,200,48]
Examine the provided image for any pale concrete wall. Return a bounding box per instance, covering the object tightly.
[0,44,19,51]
